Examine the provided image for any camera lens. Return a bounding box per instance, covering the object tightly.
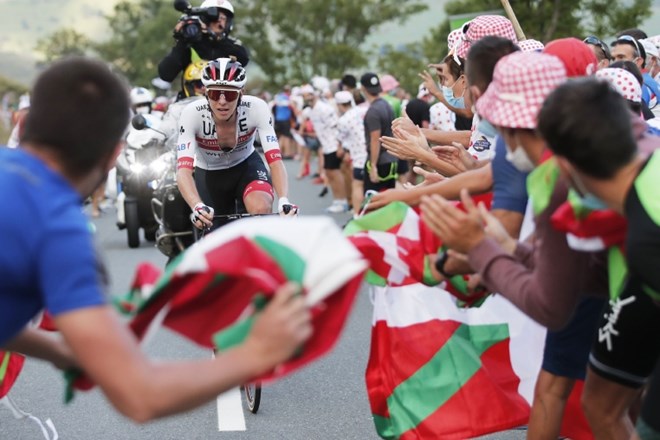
[183,23,200,39]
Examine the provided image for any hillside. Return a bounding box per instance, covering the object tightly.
[1,0,660,86]
[0,0,122,85]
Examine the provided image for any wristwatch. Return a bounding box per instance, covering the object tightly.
[434,250,453,278]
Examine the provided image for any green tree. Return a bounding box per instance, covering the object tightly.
[234,0,427,88]
[376,43,427,99]
[35,28,91,63]
[435,0,650,42]
[378,0,652,95]
[95,0,181,86]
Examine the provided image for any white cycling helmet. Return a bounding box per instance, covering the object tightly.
[201,58,247,89]
[200,0,234,17]
[130,87,154,106]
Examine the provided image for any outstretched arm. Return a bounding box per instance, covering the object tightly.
[55,282,310,422]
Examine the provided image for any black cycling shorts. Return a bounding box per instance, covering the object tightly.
[363,161,398,193]
[324,151,342,170]
[274,120,292,138]
[397,159,410,175]
[589,277,660,388]
[194,150,272,217]
[353,167,365,181]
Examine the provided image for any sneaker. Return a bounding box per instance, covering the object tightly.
[325,201,349,214]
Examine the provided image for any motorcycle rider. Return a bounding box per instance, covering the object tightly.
[130,87,155,115]
[176,58,297,230]
[158,0,249,85]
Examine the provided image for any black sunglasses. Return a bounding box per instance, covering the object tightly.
[584,36,612,60]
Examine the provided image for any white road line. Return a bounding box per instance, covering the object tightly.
[212,351,246,431]
[216,387,246,431]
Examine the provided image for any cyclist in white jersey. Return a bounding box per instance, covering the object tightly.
[177,58,297,229]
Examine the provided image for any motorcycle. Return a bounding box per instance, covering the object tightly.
[116,113,171,248]
[149,96,204,259]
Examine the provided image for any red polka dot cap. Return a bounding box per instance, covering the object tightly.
[447,28,463,52]
[455,15,518,59]
[595,68,642,103]
[476,52,567,129]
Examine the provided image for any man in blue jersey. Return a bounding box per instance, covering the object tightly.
[272,85,296,159]
[0,56,311,422]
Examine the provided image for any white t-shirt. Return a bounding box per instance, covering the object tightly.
[429,102,456,132]
[308,99,339,154]
[337,104,368,169]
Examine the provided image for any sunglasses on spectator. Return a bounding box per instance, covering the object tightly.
[613,35,643,58]
[584,36,612,60]
[207,89,240,102]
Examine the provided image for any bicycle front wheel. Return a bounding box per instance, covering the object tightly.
[244,382,261,414]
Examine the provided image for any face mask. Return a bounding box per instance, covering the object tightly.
[505,142,535,172]
[442,77,465,109]
[569,171,609,211]
[579,193,609,211]
[477,119,498,138]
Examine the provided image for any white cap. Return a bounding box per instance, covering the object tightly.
[334,90,354,105]
[417,84,430,99]
[640,39,660,59]
[299,84,316,95]
[311,76,330,93]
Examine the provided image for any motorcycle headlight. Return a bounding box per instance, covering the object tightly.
[130,163,145,174]
[149,158,168,175]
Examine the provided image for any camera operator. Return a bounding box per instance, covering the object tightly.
[158,0,249,83]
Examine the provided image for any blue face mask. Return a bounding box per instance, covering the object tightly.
[442,78,465,109]
[478,119,498,138]
[579,193,609,211]
[569,172,609,211]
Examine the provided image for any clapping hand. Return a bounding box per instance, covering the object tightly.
[420,189,486,254]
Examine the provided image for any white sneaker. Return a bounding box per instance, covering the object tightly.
[325,201,349,214]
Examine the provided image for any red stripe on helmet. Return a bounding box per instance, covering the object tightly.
[228,64,237,81]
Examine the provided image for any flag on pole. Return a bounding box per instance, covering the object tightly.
[67,216,367,400]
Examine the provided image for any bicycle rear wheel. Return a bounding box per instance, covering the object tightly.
[244,382,261,414]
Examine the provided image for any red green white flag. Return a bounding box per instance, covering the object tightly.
[345,200,493,306]
[67,216,367,400]
[366,283,545,439]
[0,351,24,399]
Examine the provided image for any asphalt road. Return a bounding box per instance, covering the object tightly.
[2,159,526,439]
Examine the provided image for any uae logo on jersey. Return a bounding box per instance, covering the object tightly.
[471,136,491,153]
[257,170,268,181]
